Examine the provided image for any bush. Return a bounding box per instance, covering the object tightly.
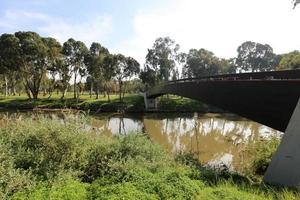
[246,137,280,175]
[0,116,203,199]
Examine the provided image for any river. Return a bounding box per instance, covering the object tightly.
[0,110,282,172]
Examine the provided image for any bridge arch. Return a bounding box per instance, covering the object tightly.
[146,70,300,187]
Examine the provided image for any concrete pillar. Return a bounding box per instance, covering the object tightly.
[144,93,157,110]
[264,98,300,187]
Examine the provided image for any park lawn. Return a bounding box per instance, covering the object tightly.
[0,93,145,112]
[0,93,217,113]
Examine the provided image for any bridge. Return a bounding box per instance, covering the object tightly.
[145,69,300,187]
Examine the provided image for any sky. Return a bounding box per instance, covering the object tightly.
[0,0,299,66]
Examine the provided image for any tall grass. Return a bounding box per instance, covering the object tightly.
[0,115,298,199]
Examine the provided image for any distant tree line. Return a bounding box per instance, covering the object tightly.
[0,32,299,99]
[0,31,140,100]
[140,37,300,88]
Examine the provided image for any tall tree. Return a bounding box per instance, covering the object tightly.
[182,48,228,78]
[276,51,300,70]
[114,55,140,101]
[85,42,109,99]
[145,37,180,82]
[139,65,157,90]
[15,31,49,99]
[236,41,279,72]
[62,38,88,99]
[43,37,62,98]
[102,54,118,101]
[55,59,71,99]
[0,33,22,97]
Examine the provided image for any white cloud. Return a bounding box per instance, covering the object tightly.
[38,15,112,46]
[0,10,112,47]
[115,0,300,65]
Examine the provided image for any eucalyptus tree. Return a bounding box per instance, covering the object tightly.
[85,42,109,99]
[182,48,228,78]
[236,41,280,72]
[145,37,181,82]
[14,31,50,99]
[62,38,88,99]
[0,33,22,97]
[139,65,157,90]
[42,37,62,98]
[114,54,140,101]
[102,54,118,101]
[55,58,72,99]
[277,51,300,70]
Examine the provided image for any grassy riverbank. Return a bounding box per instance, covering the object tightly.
[0,116,297,200]
[0,93,218,113]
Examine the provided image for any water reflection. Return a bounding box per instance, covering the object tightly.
[0,111,282,171]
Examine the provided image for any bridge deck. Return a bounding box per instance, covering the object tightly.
[147,70,300,132]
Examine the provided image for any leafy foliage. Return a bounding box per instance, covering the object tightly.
[236,41,280,72]
[277,51,300,70]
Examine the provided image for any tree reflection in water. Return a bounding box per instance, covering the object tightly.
[0,111,282,172]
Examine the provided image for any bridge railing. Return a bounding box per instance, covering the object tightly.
[164,69,300,85]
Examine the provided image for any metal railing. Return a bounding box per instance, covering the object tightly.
[165,69,300,85]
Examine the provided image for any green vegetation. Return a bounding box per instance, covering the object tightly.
[245,137,281,176]
[2,32,299,104]
[0,115,299,200]
[0,94,218,113]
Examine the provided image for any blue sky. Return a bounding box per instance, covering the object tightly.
[0,0,163,47]
[0,0,299,65]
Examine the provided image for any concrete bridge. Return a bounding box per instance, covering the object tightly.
[145,69,300,187]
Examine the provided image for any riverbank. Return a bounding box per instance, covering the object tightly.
[0,93,222,113]
[0,116,297,200]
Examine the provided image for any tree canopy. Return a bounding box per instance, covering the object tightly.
[145,37,180,82]
[277,51,300,70]
[236,41,279,72]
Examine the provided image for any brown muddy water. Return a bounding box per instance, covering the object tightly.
[0,110,282,172]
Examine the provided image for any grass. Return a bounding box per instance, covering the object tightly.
[0,93,216,113]
[0,115,299,199]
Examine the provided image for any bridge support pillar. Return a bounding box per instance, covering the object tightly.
[264,98,300,187]
[144,93,157,110]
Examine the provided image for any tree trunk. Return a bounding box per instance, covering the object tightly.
[24,83,32,99]
[107,91,110,102]
[119,81,122,102]
[12,85,16,96]
[122,83,127,101]
[4,76,8,97]
[90,81,93,98]
[74,73,77,99]
[61,88,67,100]
[96,88,99,99]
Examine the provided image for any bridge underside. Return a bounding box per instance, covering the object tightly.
[147,80,300,132]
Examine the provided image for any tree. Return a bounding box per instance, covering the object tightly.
[145,37,180,82]
[276,51,300,70]
[102,54,118,101]
[114,54,140,101]
[85,42,109,99]
[236,41,279,72]
[0,33,22,97]
[15,31,49,99]
[53,58,71,99]
[139,65,157,90]
[43,37,62,98]
[62,38,88,99]
[182,48,228,78]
